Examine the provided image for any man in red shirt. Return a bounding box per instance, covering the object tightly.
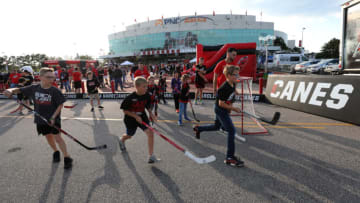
[9,69,22,88]
[213,48,237,94]
[134,63,150,79]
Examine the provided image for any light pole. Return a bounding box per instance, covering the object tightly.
[301,27,306,48]
[259,35,275,74]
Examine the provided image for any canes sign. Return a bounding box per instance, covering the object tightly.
[265,75,360,125]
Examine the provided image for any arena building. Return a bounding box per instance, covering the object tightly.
[104,14,289,60]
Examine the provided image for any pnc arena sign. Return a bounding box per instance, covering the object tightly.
[265,75,360,125]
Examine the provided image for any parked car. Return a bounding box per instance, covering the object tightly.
[294,60,320,73]
[306,59,339,74]
[273,54,309,66]
[324,63,342,75]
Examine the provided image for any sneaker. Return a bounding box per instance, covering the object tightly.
[178,121,183,126]
[224,156,244,167]
[18,111,24,115]
[91,107,94,112]
[64,157,73,169]
[184,117,192,122]
[199,100,203,105]
[193,125,200,139]
[53,151,60,163]
[118,138,126,151]
[194,100,198,105]
[176,109,179,113]
[98,106,104,109]
[148,154,160,164]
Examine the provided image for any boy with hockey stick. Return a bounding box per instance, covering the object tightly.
[118,77,159,163]
[4,67,73,169]
[193,65,244,167]
[178,74,192,126]
[86,71,104,112]
[147,76,159,124]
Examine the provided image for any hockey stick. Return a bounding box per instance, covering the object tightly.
[17,100,107,150]
[232,110,280,125]
[188,100,200,122]
[64,103,78,109]
[142,122,216,164]
[10,105,22,113]
[219,129,247,142]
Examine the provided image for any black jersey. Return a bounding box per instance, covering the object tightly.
[216,81,236,108]
[20,84,66,125]
[147,84,159,104]
[86,78,100,94]
[195,64,206,84]
[179,83,190,103]
[120,92,151,116]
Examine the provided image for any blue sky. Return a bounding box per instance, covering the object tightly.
[0,0,345,57]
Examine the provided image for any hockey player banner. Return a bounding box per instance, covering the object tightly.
[265,75,360,125]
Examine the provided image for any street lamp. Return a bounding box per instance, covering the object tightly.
[301,27,306,48]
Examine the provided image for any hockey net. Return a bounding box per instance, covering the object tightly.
[233,77,268,135]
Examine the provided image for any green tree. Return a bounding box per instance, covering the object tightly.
[316,38,340,59]
[274,37,288,50]
[79,55,93,60]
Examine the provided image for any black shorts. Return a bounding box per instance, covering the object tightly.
[195,82,205,89]
[37,123,61,136]
[74,81,82,89]
[124,114,150,136]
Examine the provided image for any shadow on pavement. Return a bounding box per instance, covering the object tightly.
[154,114,360,202]
[122,152,160,203]
[151,166,184,203]
[39,163,60,203]
[85,110,121,203]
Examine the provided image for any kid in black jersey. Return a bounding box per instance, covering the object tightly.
[119,76,159,163]
[193,65,245,167]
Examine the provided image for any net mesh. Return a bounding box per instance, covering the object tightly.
[235,77,268,135]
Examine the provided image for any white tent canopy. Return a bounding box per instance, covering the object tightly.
[189,57,197,63]
[120,61,134,66]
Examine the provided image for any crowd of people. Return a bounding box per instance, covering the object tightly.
[3,47,246,168]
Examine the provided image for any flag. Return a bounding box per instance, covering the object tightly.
[213,10,215,16]
[134,19,137,22]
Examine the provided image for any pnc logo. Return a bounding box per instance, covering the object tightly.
[270,80,354,110]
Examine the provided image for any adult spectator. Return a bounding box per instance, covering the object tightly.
[60,68,71,92]
[134,63,150,79]
[98,66,105,87]
[9,69,22,88]
[72,67,82,96]
[131,65,138,81]
[213,48,237,94]
[113,65,124,91]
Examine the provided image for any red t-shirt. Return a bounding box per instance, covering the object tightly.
[72,72,82,81]
[104,69,108,76]
[10,73,22,84]
[134,69,150,79]
[68,68,73,76]
[214,60,236,88]
[92,67,98,76]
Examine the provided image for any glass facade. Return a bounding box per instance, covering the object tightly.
[109,29,274,55]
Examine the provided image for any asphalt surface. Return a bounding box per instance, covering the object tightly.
[0,99,359,203]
